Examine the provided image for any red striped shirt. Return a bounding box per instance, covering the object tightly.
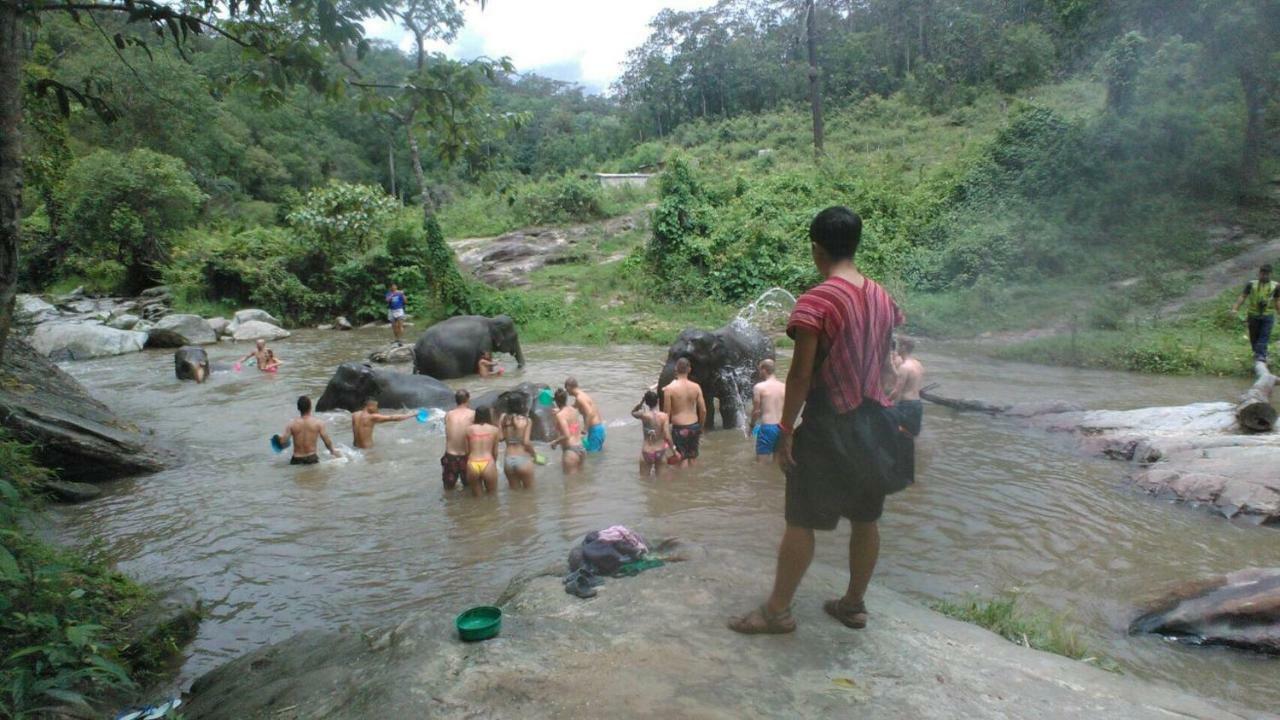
[786,275,904,413]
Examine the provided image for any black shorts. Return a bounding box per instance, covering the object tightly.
[672,422,702,459]
[892,399,924,437]
[785,398,913,530]
[290,454,319,465]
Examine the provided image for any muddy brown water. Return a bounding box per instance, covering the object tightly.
[55,329,1278,710]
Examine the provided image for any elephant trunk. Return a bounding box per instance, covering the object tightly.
[192,362,207,384]
[512,339,526,368]
[657,361,676,393]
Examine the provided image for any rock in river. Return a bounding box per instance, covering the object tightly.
[230,308,281,329]
[0,338,170,481]
[146,314,218,347]
[1131,567,1280,654]
[28,322,147,360]
[232,320,290,342]
[183,548,1252,720]
[368,343,415,364]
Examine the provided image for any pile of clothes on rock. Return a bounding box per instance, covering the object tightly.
[564,525,666,598]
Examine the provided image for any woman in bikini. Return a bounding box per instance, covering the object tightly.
[500,394,536,489]
[631,389,672,476]
[464,407,500,496]
[261,349,282,373]
[550,388,585,475]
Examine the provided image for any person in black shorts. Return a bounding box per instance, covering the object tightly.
[730,207,912,635]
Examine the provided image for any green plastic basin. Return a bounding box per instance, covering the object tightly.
[455,606,502,642]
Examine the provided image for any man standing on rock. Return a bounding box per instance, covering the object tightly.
[350,399,414,449]
[751,359,786,462]
[730,206,910,635]
[664,358,706,467]
[386,283,407,345]
[442,390,474,490]
[1231,263,1280,364]
[566,377,606,453]
[279,395,341,465]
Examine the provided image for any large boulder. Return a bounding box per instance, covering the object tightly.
[208,317,231,338]
[184,547,1251,720]
[1130,568,1280,654]
[29,322,147,360]
[146,314,217,347]
[368,343,415,364]
[14,294,59,325]
[0,338,171,481]
[231,309,280,328]
[106,314,141,330]
[232,320,290,342]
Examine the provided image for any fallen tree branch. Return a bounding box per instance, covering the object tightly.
[1236,361,1277,433]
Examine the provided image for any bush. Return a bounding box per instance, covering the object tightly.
[0,431,184,717]
[58,148,205,294]
[286,180,398,260]
[514,177,607,225]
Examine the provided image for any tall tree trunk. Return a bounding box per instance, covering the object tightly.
[388,138,396,199]
[805,0,825,157]
[0,1,23,364]
[404,112,433,225]
[1240,68,1266,192]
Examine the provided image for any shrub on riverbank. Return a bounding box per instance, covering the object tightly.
[0,432,186,717]
[933,595,1106,668]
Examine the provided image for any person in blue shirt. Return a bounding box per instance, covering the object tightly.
[385,283,407,344]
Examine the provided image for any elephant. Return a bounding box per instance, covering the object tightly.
[472,382,560,442]
[413,314,525,379]
[314,366,560,442]
[657,320,775,430]
[175,346,211,383]
[316,363,455,413]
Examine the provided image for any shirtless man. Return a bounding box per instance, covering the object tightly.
[751,359,786,462]
[277,395,340,465]
[663,358,706,468]
[350,399,413,449]
[632,389,672,476]
[441,390,474,490]
[238,339,271,371]
[566,377,606,453]
[464,407,500,496]
[889,337,925,437]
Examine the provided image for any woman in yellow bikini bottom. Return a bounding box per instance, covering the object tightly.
[465,407,500,495]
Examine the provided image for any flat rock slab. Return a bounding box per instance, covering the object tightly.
[0,338,171,481]
[28,322,147,360]
[183,550,1252,720]
[232,320,290,342]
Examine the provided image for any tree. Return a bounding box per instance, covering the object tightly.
[59,148,205,294]
[1,0,409,362]
[804,0,824,157]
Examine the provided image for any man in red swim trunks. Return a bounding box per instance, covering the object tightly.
[441,389,474,489]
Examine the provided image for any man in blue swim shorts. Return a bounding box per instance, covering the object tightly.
[751,359,786,462]
[566,377,607,452]
[385,283,407,345]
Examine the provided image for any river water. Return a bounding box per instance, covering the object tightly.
[55,329,1279,711]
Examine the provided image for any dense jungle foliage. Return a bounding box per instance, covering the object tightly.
[11,0,1280,333]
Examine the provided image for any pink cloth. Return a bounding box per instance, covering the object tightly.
[596,525,647,553]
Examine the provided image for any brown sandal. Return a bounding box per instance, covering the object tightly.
[824,598,868,629]
[728,604,797,635]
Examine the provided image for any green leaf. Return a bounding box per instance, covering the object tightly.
[42,687,91,708]
[65,624,103,648]
[0,545,19,580]
[86,654,134,685]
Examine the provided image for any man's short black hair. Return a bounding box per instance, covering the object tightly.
[1262,264,1273,274]
[809,206,863,261]
[297,395,312,415]
[455,389,470,405]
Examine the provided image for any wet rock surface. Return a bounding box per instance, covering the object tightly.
[29,322,148,360]
[183,549,1254,720]
[368,343,414,364]
[1131,567,1280,654]
[231,320,290,342]
[451,211,647,288]
[0,338,171,481]
[146,314,218,348]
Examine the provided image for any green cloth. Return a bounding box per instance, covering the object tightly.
[614,557,666,577]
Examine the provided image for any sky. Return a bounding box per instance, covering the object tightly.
[364,0,712,94]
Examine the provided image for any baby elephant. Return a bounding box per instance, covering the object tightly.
[175,346,211,383]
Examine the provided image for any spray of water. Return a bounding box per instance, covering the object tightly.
[718,287,798,431]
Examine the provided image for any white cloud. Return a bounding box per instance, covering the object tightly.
[366,0,712,92]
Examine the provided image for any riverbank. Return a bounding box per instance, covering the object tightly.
[182,547,1261,720]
